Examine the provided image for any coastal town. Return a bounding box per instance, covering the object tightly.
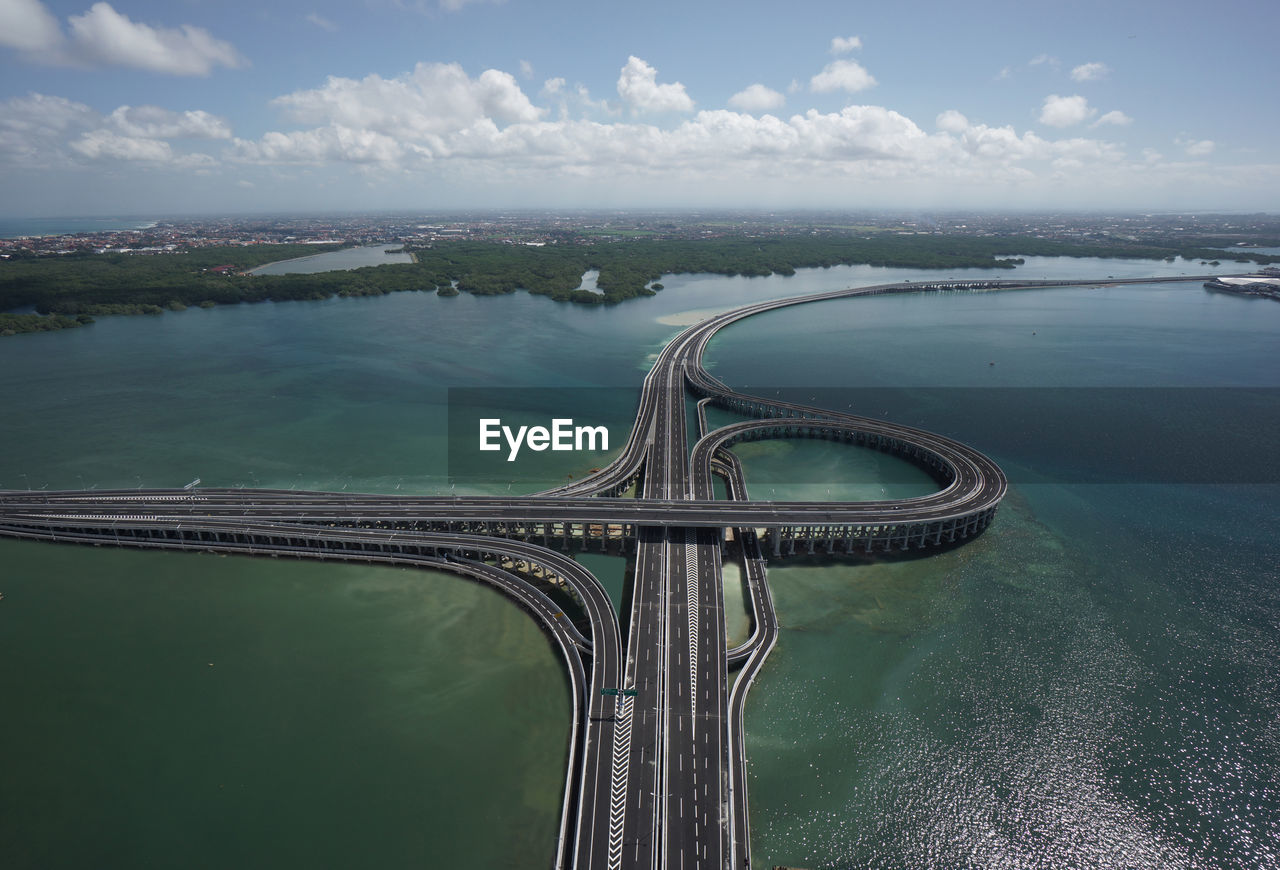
[3,210,1279,259]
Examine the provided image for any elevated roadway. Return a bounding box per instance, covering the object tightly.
[1,273,1233,869]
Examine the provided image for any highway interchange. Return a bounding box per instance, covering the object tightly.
[0,273,1234,868]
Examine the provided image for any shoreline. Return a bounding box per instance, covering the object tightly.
[244,243,351,275]
[246,244,416,276]
[1,252,1262,339]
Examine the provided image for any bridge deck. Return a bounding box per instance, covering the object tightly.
[4,274,1230,869]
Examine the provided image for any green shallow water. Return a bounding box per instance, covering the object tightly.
[729,438,938,502]
[2,256,1277,868]
[0,539,570,869]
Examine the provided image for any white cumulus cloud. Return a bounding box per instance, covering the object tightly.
[273,62,543,137]
[233,126,407,166]
[1070,62,1110,82]
[1177,135,1215,157]
[727,84,784,113]
[1039,94,1094,127]
[616,56,694,114]
[1092,110,1132,127]
[0,0,245,75]
[829,35,862,54]
[0,0,62,50]
[70,129,176,162]
[810,59,876,93]
[225,58,1155,201]
[573,84,615,116]
[107,105,232,139]
[231,91,951,173]
[5,54,1268,206]
[0,93,95,166]
[935,110,969,134]
[66,2,246,76]
[221,84,1220,210]
[0,91,228,169]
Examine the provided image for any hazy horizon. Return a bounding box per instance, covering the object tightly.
[4,206,1279,223]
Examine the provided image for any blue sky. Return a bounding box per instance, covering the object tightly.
[1,0,1277,216]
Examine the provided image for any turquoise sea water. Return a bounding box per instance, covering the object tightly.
[1,257,1276,868]
[0,217,157,238]
[708,282,1280,868]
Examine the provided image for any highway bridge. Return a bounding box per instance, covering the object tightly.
[0,273,1236,869]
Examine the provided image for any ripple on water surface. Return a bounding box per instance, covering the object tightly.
[745,487,1280,869]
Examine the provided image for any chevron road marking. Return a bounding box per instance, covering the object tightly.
[606,694,635,870]
[684,530,699,736]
